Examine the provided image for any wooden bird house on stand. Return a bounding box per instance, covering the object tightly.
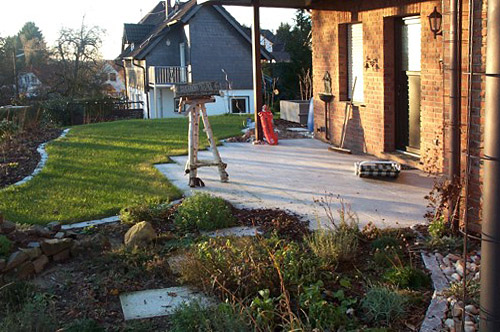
[173,82,229,188]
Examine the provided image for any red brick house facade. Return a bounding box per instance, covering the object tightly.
[311,0,487,229]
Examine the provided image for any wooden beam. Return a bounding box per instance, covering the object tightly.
[252,0,263,141]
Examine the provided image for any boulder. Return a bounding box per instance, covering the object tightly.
[0,220,16,234]
[47,222,62,232]
[16,261,35,279]
[33,255,49,274]
[53,249,70,262]
[124,221,157,247]
[20,247,42,260]
[41,238,73,256]
[5,251,29,271]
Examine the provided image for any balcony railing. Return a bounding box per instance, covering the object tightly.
[149,66,188,85]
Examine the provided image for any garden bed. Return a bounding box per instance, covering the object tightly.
[0,126,62,188]
[0,194,434,331]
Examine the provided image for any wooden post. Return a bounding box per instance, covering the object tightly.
[252,0,263,141]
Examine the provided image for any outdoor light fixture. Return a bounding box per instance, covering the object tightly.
[428,6,443,38]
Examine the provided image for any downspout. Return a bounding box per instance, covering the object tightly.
[133,59,150,119]
[480,0,500,329]
[114,59,129,100]
[448,0,462,226]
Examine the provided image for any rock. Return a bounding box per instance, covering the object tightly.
[474,272,480,280]
[465,304,479,315]
[448,254,461,261]
[452,302,463,317]
[456,262,465,277]
[71,233,110,257]
[16,261,35,279]
[124,221,156,247]
[464,321,476,332]
[451,273,462,282]
[445,318,455,329]
[41,238,73,256]
[54,232,65,239]
[443,266,455,276]
[27,225,51,237]
[27,242,41,248]
[0,220,16,234]
[53,249,70,262]
[47,222,62,232]
[5,251,29,271]
[469,263,478,272]
[443,257,451,266]
[19,247,42,259]
[0,258,5,271]
[435,252,444,262]
[33,255,49,274]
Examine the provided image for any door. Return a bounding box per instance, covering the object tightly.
[395,17,421,154]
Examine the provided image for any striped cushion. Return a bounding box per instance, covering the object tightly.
[354,161,401,178]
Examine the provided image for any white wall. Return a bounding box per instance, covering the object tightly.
[147,88,255,118]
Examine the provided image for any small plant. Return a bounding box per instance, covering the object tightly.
[444,279,480,306]
[373,248,402,268]
[383,266,431,290]
[428,215,447,238]
[65,318,105,332]
[120,200,171,225]
[371,235,401,251]
[0,119,18,140]
[425,235,463,251]
[0,235,12,256]
[361,285,407,325]
[250,289,277,329]
[174,193,236,232]
[170,301,250,332]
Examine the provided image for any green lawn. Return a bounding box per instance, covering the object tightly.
[0,115,244,225]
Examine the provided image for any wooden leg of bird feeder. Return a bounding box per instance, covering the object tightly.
[200,104,228,182]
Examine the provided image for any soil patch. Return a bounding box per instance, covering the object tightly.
[0,127,62,188]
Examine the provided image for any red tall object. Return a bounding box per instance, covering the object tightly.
[259,106,278,145]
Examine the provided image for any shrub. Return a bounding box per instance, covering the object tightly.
[174,193,236,232]
[371,235,401,251]
[361,286,407,324]
[0,235,12,257]
[120,200,171,225]
[181,236,320,300]
[428,215,447,238]
[383,266,431,290]
[0,293,57,332]
[0,119,19,140]
[0,281,36,313]
[305,220,359,266]
[170,301,250,332]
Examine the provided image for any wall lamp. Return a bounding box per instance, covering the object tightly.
[428,6,443,39]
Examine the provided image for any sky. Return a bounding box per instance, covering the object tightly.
[0,0,297,59]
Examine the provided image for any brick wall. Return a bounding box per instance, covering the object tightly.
[312,0,486,227]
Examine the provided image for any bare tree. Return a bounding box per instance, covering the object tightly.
[53,19,105,97]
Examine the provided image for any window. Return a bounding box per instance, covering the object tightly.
[230,97,248,114]
[347,23,364,102]
[109,73,117,82]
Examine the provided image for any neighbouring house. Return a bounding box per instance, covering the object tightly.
[102,61,126,97]
[116,0,273,119]
[18,71,42,97]
[243,28,291,63]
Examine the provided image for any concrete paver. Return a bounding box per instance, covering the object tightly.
[156,139,436,229]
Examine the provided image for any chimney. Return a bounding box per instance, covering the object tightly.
[165,0,173,19]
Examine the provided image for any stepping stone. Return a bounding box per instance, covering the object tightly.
[201,226,260,238]
[119,286,212,320]
[61,216,120,230]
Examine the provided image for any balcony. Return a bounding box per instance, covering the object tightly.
[149,66,188,85]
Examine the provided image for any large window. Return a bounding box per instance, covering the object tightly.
[347,23,364,102]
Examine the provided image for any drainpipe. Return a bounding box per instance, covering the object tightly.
[114,59,129,101]
[133,59,150,119]
[448,0,462,227]
[480,0,500,329]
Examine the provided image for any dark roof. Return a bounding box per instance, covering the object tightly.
[123,24,155,43]
[118,0,273,61]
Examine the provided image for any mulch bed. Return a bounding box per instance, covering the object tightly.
[0,127,62,188]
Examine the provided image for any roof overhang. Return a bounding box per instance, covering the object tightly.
[197,0,346,10]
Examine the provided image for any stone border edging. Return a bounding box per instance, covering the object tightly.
[13,128,71,186]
